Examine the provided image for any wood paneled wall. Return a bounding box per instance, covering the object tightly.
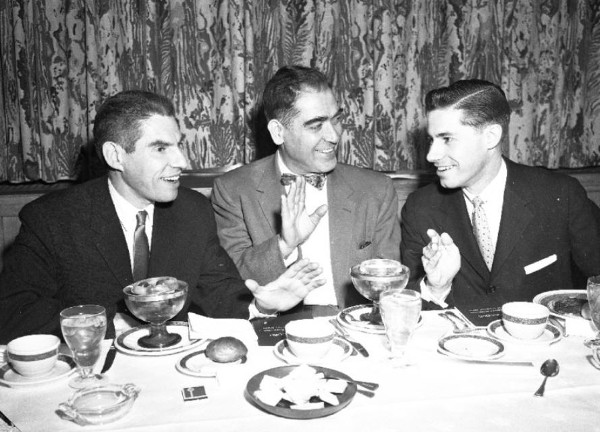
[1,170,600,272]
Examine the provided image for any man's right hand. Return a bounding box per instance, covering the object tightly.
[279,177,327,258]
[421,229,460,296]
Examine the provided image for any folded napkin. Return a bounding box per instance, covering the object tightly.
[188,313,258,347]
[557,315,597,338]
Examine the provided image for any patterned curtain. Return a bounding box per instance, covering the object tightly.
[1,0,599,183]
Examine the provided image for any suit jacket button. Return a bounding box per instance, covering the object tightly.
[488,285,497,294]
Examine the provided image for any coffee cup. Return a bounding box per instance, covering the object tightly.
[285,319,335,359]
[7,334,60,377]
[502,302,549,340]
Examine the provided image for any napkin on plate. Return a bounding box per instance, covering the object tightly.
[188,313,258,347]
[557,315,597,338]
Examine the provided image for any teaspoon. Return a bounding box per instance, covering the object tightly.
[534,359,559,397]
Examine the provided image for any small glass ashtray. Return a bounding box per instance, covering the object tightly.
[58,383,140,426]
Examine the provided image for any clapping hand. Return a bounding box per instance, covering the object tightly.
[421,229,460,295]
[245,259,326,314]
[279,177,327,258]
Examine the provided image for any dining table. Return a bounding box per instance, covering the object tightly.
[1,309,599,432]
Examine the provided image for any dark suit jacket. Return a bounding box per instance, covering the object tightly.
[211,154,401,308]
[401,159,600,324]
[0,177,251,343]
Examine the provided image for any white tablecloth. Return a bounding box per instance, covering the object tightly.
[1,311,599,432]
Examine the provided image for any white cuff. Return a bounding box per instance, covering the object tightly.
[283,247,299,267]
[248,298,279,320]
[419,277,451,308]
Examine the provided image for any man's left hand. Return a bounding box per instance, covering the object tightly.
[245,259,325,314]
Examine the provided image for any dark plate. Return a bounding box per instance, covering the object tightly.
[245,365,357,419]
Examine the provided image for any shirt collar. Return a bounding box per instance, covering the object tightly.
[108,178,154,232]
[463,159,507,203]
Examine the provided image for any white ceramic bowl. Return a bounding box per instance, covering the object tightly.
[502,302,549,339]
[7,334,60,377]
[285,319,335,359]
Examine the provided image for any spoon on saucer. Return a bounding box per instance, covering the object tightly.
[534,359,559,396]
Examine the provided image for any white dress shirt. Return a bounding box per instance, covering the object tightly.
[277,153,337,305]
[108,178,155,272]
[421,160,507,307]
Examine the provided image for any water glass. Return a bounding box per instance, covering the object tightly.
[60,305,107,389]
[587,275,600,336]
[379,289,422,365]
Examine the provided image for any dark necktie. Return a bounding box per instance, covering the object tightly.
[280,173,327,190]
[471,196,494,270]
[133,210,149,281]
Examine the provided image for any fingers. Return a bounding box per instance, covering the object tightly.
[309,204,328,224]
[245,279,259,293]
[440,232,455,246]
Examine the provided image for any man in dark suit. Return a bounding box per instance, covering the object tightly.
[0,90,324,344]
[212,66,400,315]
[401,79,600,325]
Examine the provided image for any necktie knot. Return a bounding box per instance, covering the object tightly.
[136,210,147,227]
[280,173,327,190]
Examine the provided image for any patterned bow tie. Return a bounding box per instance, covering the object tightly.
[280,172,327,190]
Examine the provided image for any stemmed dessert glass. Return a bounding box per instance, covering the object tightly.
[123,277,188,349]
[350,259,410,325]
[60,304,107,389]
[586,275,600,337]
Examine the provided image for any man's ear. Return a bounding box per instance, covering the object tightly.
[484,124,503,150]
[102,141,126,172]
[267,119,285,146]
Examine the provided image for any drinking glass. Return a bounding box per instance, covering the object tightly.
[60,305,107,389]
[379,289,422,365]
[586,275,600,336]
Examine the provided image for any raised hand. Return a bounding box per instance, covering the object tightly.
[421,229,460,295]
[245,259,326,314]
[279,177,328,258]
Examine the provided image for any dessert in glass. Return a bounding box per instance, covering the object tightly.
[123,276,188,348]
[350,259,410,324]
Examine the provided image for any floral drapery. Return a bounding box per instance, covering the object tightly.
[1,0,599,183]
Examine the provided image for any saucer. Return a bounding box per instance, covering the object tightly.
[533,290,589,319]
[337,304,422,334]
[0,354,76,388]
[273,338,352,364]
[438,333,505,361]
[486,320,562,345]
[115,321,205,356]
[176,349,246,377]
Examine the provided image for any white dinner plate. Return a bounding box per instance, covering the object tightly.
[337,304,423,334]
[273,337,352,364]
[533,290,589,319]
[115,321,205,356]
[487,320,562,345]
[0,354,76,388]
[246,365,357,419]
[438,333,505,361]
[176,349,245,377]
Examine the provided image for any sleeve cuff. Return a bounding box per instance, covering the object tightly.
[248,298,279,319]
[419,277,451,308]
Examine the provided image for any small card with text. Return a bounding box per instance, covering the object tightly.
[181,386,207,402]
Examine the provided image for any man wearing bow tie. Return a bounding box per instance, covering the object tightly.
[212,65,401,315]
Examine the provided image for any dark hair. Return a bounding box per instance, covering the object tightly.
[425,79,510,141]
[263,65,332,126]
[93,90,176,159]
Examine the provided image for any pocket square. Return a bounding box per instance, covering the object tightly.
[524,254,557,275]
[358,241,372,249]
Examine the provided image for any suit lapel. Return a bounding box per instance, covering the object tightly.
[491,162,534,276]
[89,179,133,287]
[328,168,356,306]
[439,189,489,280]
[256,155,283,235]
